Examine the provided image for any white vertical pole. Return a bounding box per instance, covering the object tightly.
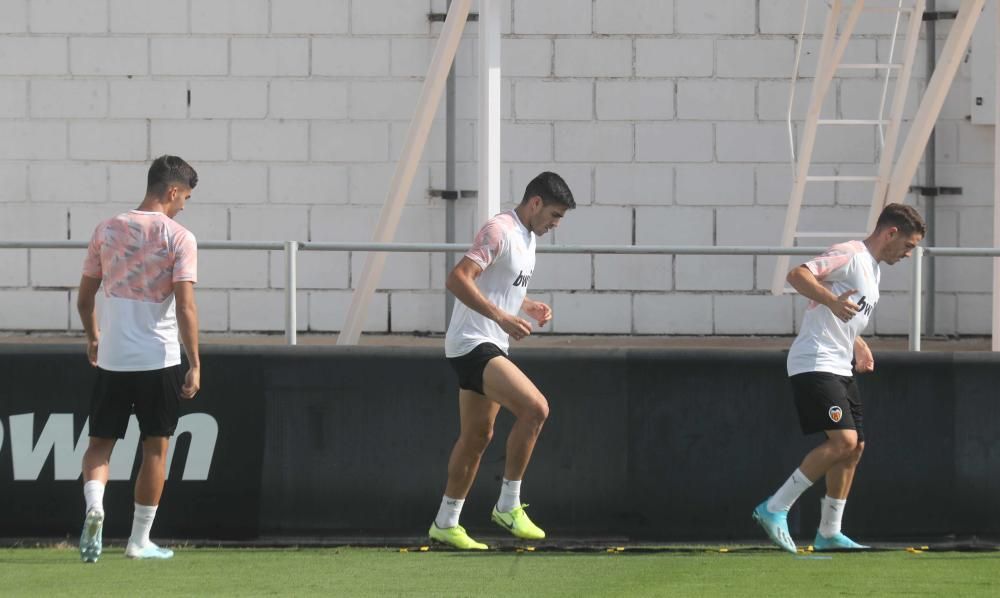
[478,0,502,226]
[993,0,1000,351]
[285,241,298,346]
[337,0,473,345]
[910,245,923,351]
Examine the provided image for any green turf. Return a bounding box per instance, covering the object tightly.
[1,547,998,597]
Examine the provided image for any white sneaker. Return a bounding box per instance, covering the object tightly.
[125,541,174,560]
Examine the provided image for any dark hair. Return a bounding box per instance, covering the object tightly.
[146,155,198,197]
[521,171,576,209]
[875,203,926,236]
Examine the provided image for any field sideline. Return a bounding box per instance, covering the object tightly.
[2,546,998,597]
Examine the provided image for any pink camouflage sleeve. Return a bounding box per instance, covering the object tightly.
[82,224,103,279]
[802,241,859,282]
[464,221,505,271]
[172,228,198,283]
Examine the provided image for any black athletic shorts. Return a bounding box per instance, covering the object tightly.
[89,365,183,439]
[448,342,506,395]
[790,372,864,442]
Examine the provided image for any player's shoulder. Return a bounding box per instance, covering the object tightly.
[827,240,865,256]
[164,217,197,243]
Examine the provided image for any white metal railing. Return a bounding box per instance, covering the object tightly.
[2,241,999,350]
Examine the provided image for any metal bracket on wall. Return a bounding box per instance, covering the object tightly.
[910,186,963,196]
[429,189,478,200]
[923,11,958,21]
[429,12,478,22]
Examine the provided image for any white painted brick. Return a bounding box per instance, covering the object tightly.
[29,163,106,204]
[809,127,876,164]
[350,81,423,120]
[550,293,631,334]
[502,38,552,77]
[635,206,713,245]
[0,164,27,202]
[232,122,308,162]
[957,294,992,335]
[151,121,229,162]
[554,123,632,163]
[0,122,66,159]
[957,120,994,164]
[270,80,348,120]
[191,0,268,34]
[756,164,835,206]
[110,80,187,119]
[229,290,308,332]
[311,122,389,163]
[936,256,991,294]
[514,0,591,34]
[352,0,427,34]
[841,79,919,120]
[172,205,227,241]
[390,119,475,162]
[927,293,957,337]
[758,80,836,121]
[531,254,592,291]
[0,37,66,75]
[934,122,959,164]
[799,39,877,79]
[0,79,26,117]
[717,40,794,78]
[595,164,671,206]
[760,0,826,34]
[391,292,446,333]
[31,79,106,118]
[70,38,147,76]
[110,0,187,33]
[676,256,754,291]
[189,81,268,119]
[502,123,552,162]
[270,250,349,290]
[350,252,431,289]
[191,290,228,332]
[677,80,755,121]
[551,205,631,245]
[31,0,106,33]
[595,255,671,291]
[634,294,713,334]
[636,39,713,77]
[0,249,28,286]
[935,165,994,207]
[199,250,269,289]
[272,0,349,34]
[69,121,146,161]
[870,293,913,336]
[715,295,794,334]
[596,80,674,121]
[271,164,348,204]
[509,163,593,207]
[636,123,713,163]
[676,0,755,34]
[833,164,886,207]
[346,164,429,206]
[716,123,787,163]
[716,207,785,246]
[515,80,592,121]
[309,290,388,332]
[29,248,86,287]
[310,205,438,242]
[0,1,27,32]
[232,38,309,77]
[595,0,673,34]
[152,38,228,76]
[958,205,995,247]
[554,39,632,78]
[796,206,871,238]
[879,256,915,293]
[193,163,268,204]
[68,204,136,240]
[108,164,149,204]
[314,37,390,77]
[676,165,754,206]
[0,290,68,330]
[0,205,67,241]
[231,206,308,242]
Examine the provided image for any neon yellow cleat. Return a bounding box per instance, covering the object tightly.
[428,523,488,550]
[491,504,546,540]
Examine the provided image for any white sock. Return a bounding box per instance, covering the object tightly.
[818,496,847,538]
[496,478,521,513]
[767,468,814,513]
[434,496,464,529]
[129,503,158,548]
[83,480,105,515]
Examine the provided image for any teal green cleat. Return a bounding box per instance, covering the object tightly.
[753,499,797,554]
[79,509,104,563]
[813,531,869,551]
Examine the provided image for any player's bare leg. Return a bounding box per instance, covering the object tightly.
[126,436,174,559]
[443,392,501,500]
[79,438,114,563]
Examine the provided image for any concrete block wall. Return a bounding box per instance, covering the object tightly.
[0,0,991,336]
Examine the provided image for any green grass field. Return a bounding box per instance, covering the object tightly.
[2,546,998,597]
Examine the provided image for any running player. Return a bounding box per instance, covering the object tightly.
[76,155,201,562]
[429,172,575,550]
[753,203,926,553]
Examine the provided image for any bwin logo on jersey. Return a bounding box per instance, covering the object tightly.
[512,270,532,287]
[856,295,876,316]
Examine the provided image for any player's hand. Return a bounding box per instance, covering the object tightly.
[181,366,200,399]
[498,313,532,341]
[86,339,99,367]
[523,300,552,327]
[826,289,861,323]
[854,341,875,374]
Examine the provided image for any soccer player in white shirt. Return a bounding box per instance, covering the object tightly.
[429,172,575,550]
[753,203,926,553]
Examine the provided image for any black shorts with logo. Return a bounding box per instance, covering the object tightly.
[89,365,183,439]
[448,342,506,395]
[790,371,865,442]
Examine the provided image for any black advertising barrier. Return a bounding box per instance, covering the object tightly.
[0,345,265,539]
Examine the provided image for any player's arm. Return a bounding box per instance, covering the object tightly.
[854,336,874,373]
[447,257,532,340]
[174,281,200,399]
[76,275,102,367]
[521,297,552,327]
[786,265,860,323]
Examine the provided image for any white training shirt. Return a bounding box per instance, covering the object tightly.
[82,211,198,372]
[445,210,536,358]
[787,240,880,377]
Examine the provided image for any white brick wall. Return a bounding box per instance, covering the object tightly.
[0,1,990,336]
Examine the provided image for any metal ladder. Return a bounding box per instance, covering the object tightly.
[771,0,925,294]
